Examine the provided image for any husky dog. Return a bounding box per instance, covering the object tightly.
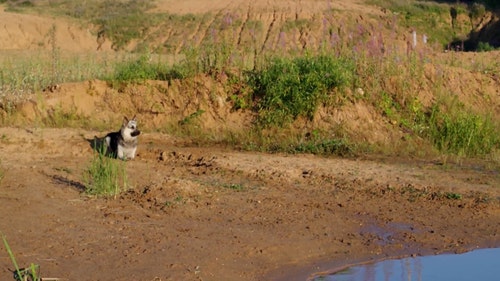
[104,116,141,160]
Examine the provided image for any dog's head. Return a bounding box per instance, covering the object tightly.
[121,115,141,139]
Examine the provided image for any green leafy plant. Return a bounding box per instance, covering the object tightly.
[445,192,462,200]
[249,54,354,126]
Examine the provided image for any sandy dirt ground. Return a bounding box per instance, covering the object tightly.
[0,127,499,281]
[0,0,499,280]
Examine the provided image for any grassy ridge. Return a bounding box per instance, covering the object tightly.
[0,0,499,159]
[65,46,500,158]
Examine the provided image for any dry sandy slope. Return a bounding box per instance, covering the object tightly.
[0,0,384,53]
[154,0,380,15]
[0,7,99,51]
[0,127,499,280]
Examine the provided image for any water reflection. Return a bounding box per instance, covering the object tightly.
[315,248,500,281]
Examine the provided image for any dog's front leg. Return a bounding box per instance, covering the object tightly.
[117,147,125,160]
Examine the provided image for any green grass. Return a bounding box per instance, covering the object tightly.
[83,146,128,198]
[367,0,469,47]
[2,232,41,281]
[0,51,121,99]
[426,103,499,156]
[109,52,171,86]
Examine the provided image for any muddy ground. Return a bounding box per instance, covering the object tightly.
[0,127,499,281]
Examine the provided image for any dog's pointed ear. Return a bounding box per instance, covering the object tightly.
[132,115,137,121]
[123,116,129,126]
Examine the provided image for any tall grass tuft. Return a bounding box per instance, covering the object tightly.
[2,232,40,281]
[426,105,499,156]
[84,147,128,198]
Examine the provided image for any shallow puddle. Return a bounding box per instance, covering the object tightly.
[314,248,500,281]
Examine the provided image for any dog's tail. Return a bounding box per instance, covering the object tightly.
[86,135,108,154]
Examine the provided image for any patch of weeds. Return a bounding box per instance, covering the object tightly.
[3,0,34,12]
[224,183,245,191]
[83,146,128,198]
[445,192,462,200]
[109,53,170,86]
[0,50,118,99]
[249,54,354,127]
[236,127,355,157]
[164,59,198,80]
[425,104,499,156]
[199,39,237,76]
[477,42,498,52]
[367,0,459,46]
[400,184,427,202]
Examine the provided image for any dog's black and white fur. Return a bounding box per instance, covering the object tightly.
[105,116,141,160]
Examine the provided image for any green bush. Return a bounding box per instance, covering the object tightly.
[249,55,354,126]
[477,42,496,52]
